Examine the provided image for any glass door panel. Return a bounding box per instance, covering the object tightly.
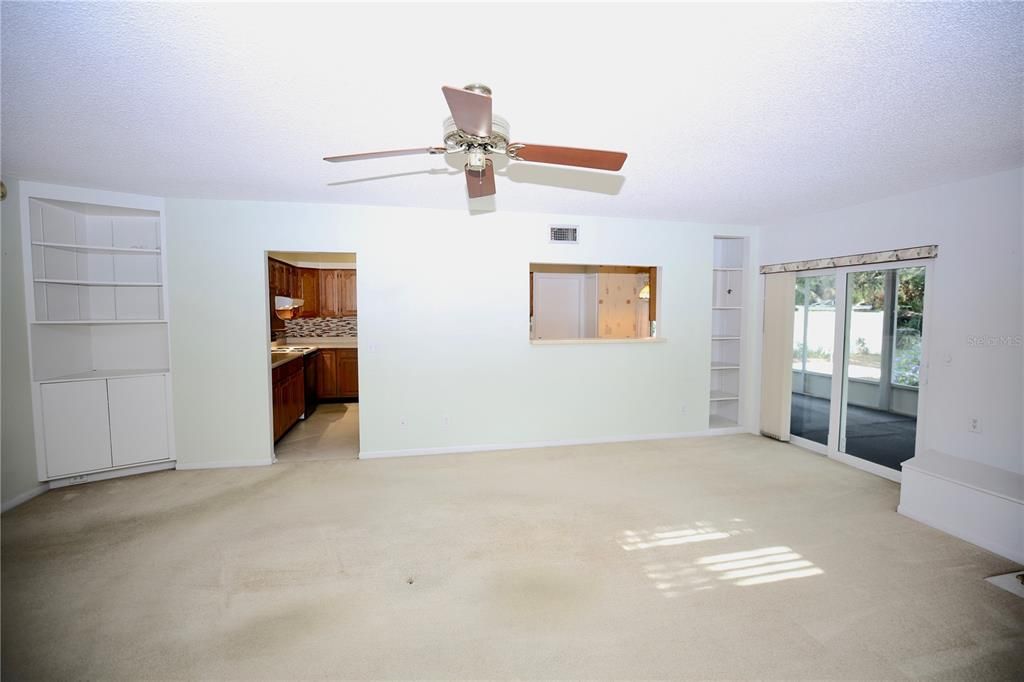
[840,267,924,470]
[790,274,836,445]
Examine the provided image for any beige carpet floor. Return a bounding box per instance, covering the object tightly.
[2,434,1022,680]
[274,402,360,462]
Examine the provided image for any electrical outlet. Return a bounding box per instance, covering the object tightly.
[399,416,407,428]
[442,415,450,427]
[969,417,982,434]
[680,405,688,415]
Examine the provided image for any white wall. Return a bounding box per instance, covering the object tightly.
[1,179,45,508]
[761,166,1024,475]
[165,199,758,466]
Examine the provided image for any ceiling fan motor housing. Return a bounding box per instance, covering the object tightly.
[443,114,510,155]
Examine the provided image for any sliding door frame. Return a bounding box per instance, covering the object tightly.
[788,259,935,483]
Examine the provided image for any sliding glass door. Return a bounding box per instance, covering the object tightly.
[839,266,925,472]
[783,261,929,480]
[790,274,837,447]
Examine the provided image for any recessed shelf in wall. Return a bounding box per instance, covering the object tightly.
[711,362,740,370]
[31,241,161,254]
[713,267,743,272]
[31,320,167,325]
[38,368,170,384]
[710,390,740,401]
[709,414,739,429]
[712,336,741,341]
[712,306,742,310]
[33,278,163,287]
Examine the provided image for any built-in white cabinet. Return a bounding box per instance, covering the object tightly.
[40,375,170,478]
[108,375,170,467]
[20,182,175,484]
[40,380,113,478]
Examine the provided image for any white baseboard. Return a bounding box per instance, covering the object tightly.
[175,458,274,470]
[899,460,1024,565]
[359,427,753,460]
[1,483,50,513]
[48,460,177,488]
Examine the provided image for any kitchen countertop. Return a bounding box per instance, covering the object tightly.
[270,352,304,369]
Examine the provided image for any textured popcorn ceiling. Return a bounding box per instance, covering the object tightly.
[2,2,1022,223]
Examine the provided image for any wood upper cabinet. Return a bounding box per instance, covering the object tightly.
[296,268,320,318]
[340,270,357,316]
[318,269,344,317]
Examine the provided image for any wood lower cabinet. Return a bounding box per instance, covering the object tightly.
[272,357,305,441]
[316,348,358,399]
[316,348,340,398]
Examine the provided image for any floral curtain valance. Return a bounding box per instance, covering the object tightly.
[760,245,938,275]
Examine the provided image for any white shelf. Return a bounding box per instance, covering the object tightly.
[711,362,740,370]
[32,241,160,254]
[712,336,741,341]
[709,414,739,429]
[33,278,162,287]
[710,390,740,401]
[38,368,170,384]
[32,320,167,325]
[713,267,743,272]
[712,306,742,310]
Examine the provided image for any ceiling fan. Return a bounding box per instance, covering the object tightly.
[324,84,628,199]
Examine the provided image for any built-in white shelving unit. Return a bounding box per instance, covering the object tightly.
[710,237,745,429]
[20,183,175,484]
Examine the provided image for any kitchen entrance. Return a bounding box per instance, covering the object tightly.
[267,251,359,461]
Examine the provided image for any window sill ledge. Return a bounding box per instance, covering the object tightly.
[530,337,667,346]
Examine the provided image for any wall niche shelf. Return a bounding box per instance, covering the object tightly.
[31,241,161,255]
[20,184,175,485]
[33,279,163,287]
[32,320,168,325]
[709,237,745,430]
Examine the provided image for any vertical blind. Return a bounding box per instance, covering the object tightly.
[760,272,796,441]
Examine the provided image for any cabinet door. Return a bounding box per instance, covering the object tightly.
[107,375,170,466]
[317,349,340,398]
[297,268,320,318]
[40,380,112,477]
[341,270,357,316]
[319,270,343,317]
[288,265,299,298]
[339,350,359,397]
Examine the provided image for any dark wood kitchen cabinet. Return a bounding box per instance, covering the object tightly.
[318,269,357,317]
[340,270,357,316]
[296,267,320,318]
[318,269,343,317]
[269,258,293,297]
[316,348,358,399]
[272,356,305,441]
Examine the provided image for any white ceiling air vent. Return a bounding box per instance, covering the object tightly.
[549,224,579,243]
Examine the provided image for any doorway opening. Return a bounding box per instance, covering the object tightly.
[267,251,359,461]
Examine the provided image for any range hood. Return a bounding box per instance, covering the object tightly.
[274,296,304,320]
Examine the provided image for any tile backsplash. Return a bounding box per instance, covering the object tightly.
[284,316,357,338]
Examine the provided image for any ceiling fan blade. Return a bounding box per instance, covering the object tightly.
[442,85,492,137]
[510,144,627,171]
[324,147,445,163]
[465,159,496,198]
